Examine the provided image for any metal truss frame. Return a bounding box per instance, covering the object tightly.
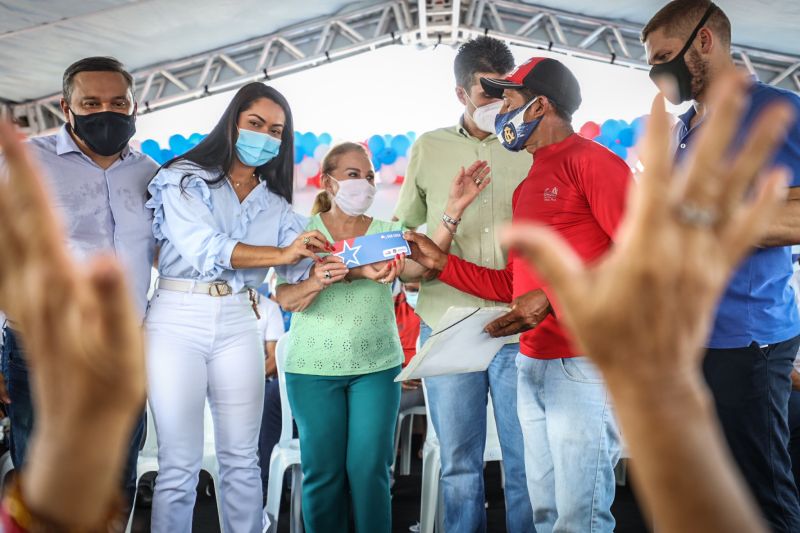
[9,0,800,134]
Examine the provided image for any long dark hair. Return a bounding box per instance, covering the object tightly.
[164,82,295,203]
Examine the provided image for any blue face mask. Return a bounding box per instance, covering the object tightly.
[405,290,419,309]
[495,97,541,152]
[235,128,282,167]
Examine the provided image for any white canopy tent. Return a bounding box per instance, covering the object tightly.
[1,0,798,134]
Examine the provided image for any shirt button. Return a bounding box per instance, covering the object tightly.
[483,199,488,204]
[679,143,686,149]
[484,227,489,233]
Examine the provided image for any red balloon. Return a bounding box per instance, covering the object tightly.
[394,175,405,185]
[306,172,321,189]
[579,121,600,139]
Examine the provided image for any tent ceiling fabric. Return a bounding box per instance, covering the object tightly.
[0,0,797,103]
[523,0,800,57]
[0,0,385,102]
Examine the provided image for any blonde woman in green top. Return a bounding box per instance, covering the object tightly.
[275,142,491,533]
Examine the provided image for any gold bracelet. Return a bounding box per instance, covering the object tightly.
[2,474,127,532]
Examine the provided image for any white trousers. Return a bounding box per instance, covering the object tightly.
[145,288,265,533]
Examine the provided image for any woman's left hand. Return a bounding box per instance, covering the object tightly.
[312,255,349,289]
[349,253,405,285]
[446,160,492,218]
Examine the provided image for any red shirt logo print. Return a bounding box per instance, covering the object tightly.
[544,187,559,202]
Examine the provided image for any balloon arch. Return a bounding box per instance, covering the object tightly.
[135,117,647,190]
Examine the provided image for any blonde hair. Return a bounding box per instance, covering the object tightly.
[311,142,371,215]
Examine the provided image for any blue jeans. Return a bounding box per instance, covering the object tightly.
[703,336,800,533]
[422,323,533,533]
[0,326,145,508]
[515,354,620,533]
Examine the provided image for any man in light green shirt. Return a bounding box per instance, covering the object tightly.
[394,37,534,533]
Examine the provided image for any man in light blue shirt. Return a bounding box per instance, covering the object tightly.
[0,56,157,514]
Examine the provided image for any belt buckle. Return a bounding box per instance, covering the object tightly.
[209,281,232,297]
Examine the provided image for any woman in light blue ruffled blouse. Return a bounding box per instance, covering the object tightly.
[144,83,331,533]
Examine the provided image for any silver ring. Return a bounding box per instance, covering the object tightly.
[379,278,390,285]
[302,236,311,246]
[324,270,332,279]
[474,178,483,185]
[675,202,719,228]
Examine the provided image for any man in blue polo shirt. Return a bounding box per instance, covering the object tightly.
[643,2,800,532]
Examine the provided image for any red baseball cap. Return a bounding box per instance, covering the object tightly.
[481,57,582,115]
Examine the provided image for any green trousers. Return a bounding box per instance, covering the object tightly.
[285,365,401,533]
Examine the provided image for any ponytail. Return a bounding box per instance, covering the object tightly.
[311,190,332,215]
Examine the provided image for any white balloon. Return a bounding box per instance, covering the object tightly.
[393,156,408,175]
[313,144,330,161]
[299,157,319,178]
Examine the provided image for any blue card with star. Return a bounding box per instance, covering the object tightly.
[332,231,411,267]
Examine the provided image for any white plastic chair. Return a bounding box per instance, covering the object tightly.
[0,450,13,495]
[393,404,427,476]
[126,402,222,532]
[264,334,303,533]
[419,384,504,533]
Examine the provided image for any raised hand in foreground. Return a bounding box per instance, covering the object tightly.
[504,71,794,533]
[0,120,145,528]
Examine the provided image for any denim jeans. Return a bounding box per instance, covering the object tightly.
[0,325,145,508]
[515,354,620,533]
[422,323,533,533]
[703,336,800,533]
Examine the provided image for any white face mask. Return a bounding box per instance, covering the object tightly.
[466,93,504,134]
[328,176,376,216]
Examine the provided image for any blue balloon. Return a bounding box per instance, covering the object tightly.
[610,144,628,160]
[617,128,635,148]
[168,134,191,155]
[158,149,175,165]
[318,132,333,146]
[406,131,417,143]
[379,147,398,165]
[631,116,648,141]
[367,135,385,154]
[140,139,160,159]
[600,119,625,139]
[293,146,305,164]
[594,134,616,148]
[301,132,318,154]
[188,133,205,146]
[390,135,411,156]
[371,153,383,171]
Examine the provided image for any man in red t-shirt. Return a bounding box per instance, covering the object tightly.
[407,57,632,532]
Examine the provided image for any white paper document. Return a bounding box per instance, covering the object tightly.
[395,306,512,381]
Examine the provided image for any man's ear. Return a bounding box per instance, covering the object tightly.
[455,86,469,107]
[697,27,714,55]
[60,98,70,122]
[524,97,546,122]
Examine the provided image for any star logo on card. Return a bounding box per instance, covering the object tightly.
[336,240,362,266]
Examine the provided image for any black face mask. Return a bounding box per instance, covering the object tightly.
[648,3,716,105]
[69,109,136,156]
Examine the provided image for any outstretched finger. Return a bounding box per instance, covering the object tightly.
[501,223,585,309]
[0,122,64,254]
[476,176,492,193]
[679,72,751,211]
[86,255,146,395]
[464,160,487,177]
[636,94,673,216]
[721,167,789,267]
